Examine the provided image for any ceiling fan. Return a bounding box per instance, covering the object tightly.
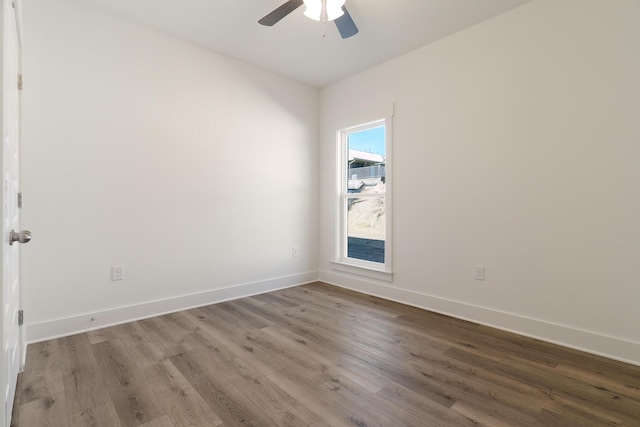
[259,0,359,39]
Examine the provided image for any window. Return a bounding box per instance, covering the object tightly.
[333,114,392,281]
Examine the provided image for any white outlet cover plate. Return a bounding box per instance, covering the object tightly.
[111,265,124,281]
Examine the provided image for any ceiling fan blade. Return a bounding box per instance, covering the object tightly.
[258,0,304,26]
[334,6,358,39]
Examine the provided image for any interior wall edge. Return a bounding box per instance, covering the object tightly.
[25,271,319,344]
[318,270,640,367]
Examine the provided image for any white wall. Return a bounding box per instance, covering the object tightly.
[22,0,319,340]
[22,0,640,365]
[319,0,640,364]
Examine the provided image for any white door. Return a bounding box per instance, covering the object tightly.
[1,0,24,425]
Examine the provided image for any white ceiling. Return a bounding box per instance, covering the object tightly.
[76,0,533,88]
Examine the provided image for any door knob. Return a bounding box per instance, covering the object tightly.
[9,230,31,245]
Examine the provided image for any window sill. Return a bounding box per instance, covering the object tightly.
[330,260,394,282]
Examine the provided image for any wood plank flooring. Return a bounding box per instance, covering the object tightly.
[11,282,640,426]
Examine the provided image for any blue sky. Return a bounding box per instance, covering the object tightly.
[348,126,385,155]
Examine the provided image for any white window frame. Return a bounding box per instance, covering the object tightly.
[331,108,393,282]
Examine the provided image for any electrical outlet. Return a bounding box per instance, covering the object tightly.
[111,265,124,281]
[474,265,485,281]
[292,246,299,257]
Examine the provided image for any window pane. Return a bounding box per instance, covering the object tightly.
[347,126,386,192]
[347,196,385,263]
[345,125,386,264]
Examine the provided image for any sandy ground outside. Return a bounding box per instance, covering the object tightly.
[348,180,385,240]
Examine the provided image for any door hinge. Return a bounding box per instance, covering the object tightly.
[18,310,23,326]
[17,74,23,90]
[17,192,23,208]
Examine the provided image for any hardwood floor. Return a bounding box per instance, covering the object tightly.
[11,282,640,426]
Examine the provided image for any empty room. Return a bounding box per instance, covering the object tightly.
[2,0,639,425]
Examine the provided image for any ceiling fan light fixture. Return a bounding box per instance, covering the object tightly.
[303,0,322,21]
[303,0,345,22]
[326,0,345,21]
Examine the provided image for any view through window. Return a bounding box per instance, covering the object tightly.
[344,124,386,264]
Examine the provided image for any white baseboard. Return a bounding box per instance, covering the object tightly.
[26,271,319,344]
[27,269,640,367]
[319,270,640,367]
